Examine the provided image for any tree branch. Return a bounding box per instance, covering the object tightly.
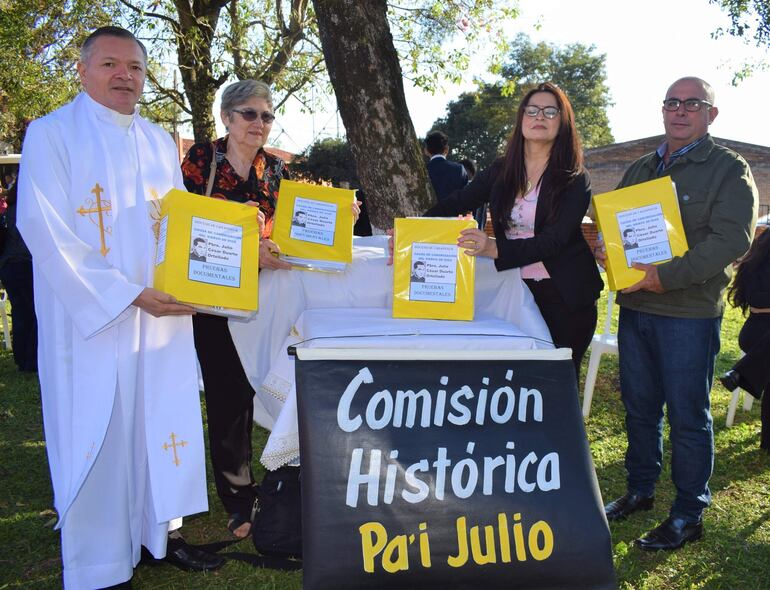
[118,0,180,30]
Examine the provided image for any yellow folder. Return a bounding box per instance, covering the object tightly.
[153,189,260,315]
[592,176,688,291]
[392,217,476,321]
[270,179,355,272]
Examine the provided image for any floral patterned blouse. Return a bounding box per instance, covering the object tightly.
[181,136,290,237]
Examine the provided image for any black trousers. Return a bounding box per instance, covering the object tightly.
[0,260,37,372]
[735,313,770,450]
[524,278,598,378]
[193,313,257,516]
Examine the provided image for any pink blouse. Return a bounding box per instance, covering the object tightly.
[503,184,550,280]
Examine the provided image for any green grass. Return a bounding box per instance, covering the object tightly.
[1,294,769,589]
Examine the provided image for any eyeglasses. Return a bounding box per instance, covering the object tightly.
[524,105,560,119]
[231,108,276,124]
[662,98,712,112]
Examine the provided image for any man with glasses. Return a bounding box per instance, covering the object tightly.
[601,77,758,550]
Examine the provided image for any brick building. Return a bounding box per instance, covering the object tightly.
[585,135,770,219]
[174,136,296,165]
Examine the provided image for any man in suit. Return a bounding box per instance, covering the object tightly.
[425,130,468,202]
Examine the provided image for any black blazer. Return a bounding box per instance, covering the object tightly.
[425,161,603,311]
[428,157,468,202]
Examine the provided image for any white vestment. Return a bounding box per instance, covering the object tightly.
[18,93,208,589]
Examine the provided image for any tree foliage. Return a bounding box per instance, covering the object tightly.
[431,34,614,169]
[2,0,517,150]
[388,0,518,89]
[0,0,116,150]
[117,0,322,142]
[711,0,770,45]
[291,138,359,186]
[710,0,770,82]
[118,0,517,143]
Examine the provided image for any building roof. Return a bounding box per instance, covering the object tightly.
[177,137,296,163]
[585,135,770,207]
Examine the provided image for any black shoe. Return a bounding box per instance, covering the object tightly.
[636,516,703,551]
[719,370,741,392]
[163,537,225,572]
[97,582,132,589]
[604,492,654,521]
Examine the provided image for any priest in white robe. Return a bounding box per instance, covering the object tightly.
[17,27,217,589]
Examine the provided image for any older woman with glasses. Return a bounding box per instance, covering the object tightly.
[181,79,293,538]
[425,82,603,377]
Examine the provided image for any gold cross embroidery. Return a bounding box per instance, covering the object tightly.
[85,442,95,461]
[77,183,112,256]
[162,432,188,467]
[148,188,163,243]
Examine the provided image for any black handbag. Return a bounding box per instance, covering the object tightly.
[251,466,302,559]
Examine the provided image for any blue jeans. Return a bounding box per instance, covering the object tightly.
[618,307,721,522]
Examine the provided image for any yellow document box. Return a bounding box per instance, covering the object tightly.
[271,179,355,272]
[392,217,476,321]
[592,176,688,291]
[153,189,260,313]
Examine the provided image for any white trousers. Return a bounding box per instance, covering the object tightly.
[60,383,172,589]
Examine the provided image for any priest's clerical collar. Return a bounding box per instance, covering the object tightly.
[83,92,137,129]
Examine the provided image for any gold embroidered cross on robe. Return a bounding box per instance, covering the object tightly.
[77,183,112,256]
[162,432,188,467]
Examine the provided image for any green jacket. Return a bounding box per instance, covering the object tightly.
[616,135,758,318]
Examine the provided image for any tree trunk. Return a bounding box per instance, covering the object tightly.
[311,0,433,230]
[173,0,226,143]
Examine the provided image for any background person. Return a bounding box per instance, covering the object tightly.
[3,172,16,191]
[460,157,489,230]
[0,182,37,372]
[721,229,770,451]
[425,130,468,202]
[426,82,603,377]
[599,77,758,552]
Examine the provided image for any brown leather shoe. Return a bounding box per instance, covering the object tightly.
[636,516,703,551]
[604,492,654,521]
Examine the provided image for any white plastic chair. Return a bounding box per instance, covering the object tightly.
[0,286,10,351]
[725,353,753,427]
[582,290,618,417]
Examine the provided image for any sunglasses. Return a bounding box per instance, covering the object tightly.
[231,108,276,124]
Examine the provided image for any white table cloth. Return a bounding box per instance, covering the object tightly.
[227,235,554,469]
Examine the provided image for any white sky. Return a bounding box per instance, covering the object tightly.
[221,0,770,153]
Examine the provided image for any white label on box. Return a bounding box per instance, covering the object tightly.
[616,203,673,267]
[289,196,338,246]
[155,215,168,266]
[408,242,458,303]
[187,216,243,288]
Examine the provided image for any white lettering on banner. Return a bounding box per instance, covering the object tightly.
[337,368,543,433]
[345,442,561,508]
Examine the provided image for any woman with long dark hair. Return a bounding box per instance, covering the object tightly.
[426,82,603,376]
[721,229,770,451]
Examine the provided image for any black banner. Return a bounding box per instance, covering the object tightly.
[296,354,616,589]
